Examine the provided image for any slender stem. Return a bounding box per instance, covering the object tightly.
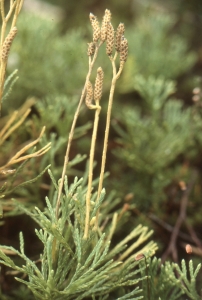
[11,0,23,28]
[0,60,6,112]
[95,54,123,228]
[0,0,6,113]
[0,110,18,139]
[105,212,118,244]
[0,0,5,45]
[96,79,115,198]
[52,43,102,266]
[6,1,17,22]
[84,101,101,239]
[0,108,30,145]
[55,44,101,220]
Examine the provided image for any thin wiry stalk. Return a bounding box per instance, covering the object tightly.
[11,0,23,28]
[0,0,6,46]
[95,52,124,228]
[0,109,30,145]
[84,67,104,239]
[53,42,103,266]
[0,126,50,171]
[55,43,102,220]
[84,101,101,239]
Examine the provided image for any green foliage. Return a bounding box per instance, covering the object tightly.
[113,75,196,210]
[2,69,19,104]
[139,257,201,300]
[1,174,201,300]
[114,76,192,174]
[0,173,157,299]
[35,95,91,140]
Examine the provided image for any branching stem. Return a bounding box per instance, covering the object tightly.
[95,52,124,229]
[84,101,101,239]
[55,43,102,220]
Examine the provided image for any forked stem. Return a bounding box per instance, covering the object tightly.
[95,53,124,229]
[52,43,102,266]
[55,44,101,220]
[84,101,101,239]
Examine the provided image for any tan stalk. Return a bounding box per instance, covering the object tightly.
[54,9,127,259]
[84,67,104,239]
[0,97,36,136]
[0,108,30,145]
[105,212,118,244]
[52,11,103,266]
[2,143,51,167]
[84,101,101,239]
[95,46,128,228]
[55,43,101,220]
[11,0,24,28]
[0,126,51,171]
[0,110,18,139]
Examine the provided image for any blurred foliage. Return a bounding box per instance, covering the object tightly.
[114,76,193,175]
[40,0,134,30]
[119,13,197,93]
[3,12,88,111]
[113,76,194,209]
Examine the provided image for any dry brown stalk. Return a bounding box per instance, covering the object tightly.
[84,67,103,239]
[0,110,18,139]
[0,126,51,171]
[55,38,102,221]
[0,109,31,145]
[95,39,128,228]
[11,0,24,28]
[55,9,127,243]
[84,100,101,239]
[0,97,36,131]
